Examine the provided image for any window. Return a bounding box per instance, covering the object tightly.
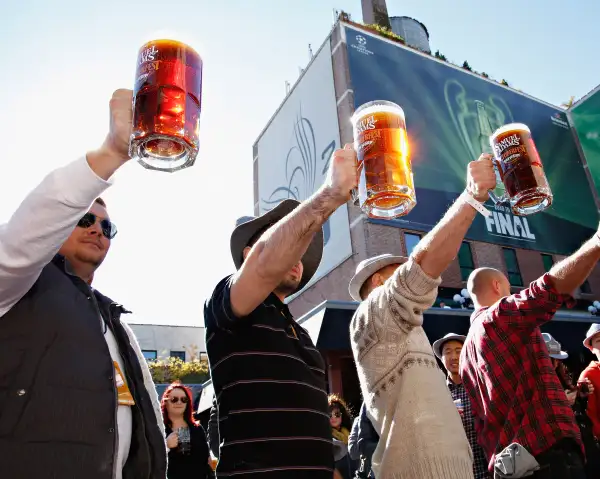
[581,280,592,294]
[142,350,157,361]
[541,254,554,272]
[404,233,421,256]
[170,351,186,361]
[458,242,475,281]
[502,248,523,287]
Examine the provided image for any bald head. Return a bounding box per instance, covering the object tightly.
[467,267,511,308]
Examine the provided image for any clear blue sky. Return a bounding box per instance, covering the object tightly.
[1,0,598,326]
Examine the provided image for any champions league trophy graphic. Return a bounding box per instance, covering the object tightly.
[444,79,514,205]
[476,100,506,203]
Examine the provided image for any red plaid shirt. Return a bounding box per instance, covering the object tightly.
[459,274,583,471]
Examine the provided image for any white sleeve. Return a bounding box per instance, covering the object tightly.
[0,156,113,317]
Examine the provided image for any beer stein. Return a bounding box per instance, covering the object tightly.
[130,39,202,172]
[176,426,191,455]
[351,100,416,219]
[489,123,553,216]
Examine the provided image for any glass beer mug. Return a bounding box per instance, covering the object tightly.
[351,100,416,219]
[130,39,203,172]
[488,123,553,216]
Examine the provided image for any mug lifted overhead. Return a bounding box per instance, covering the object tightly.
[489,123,553,216]
[351,100,417,220]
[130,39,203,173]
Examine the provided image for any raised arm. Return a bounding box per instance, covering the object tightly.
[548,231,600,294]
[411,154,496,278]
[363,155,496,327]
[0,89,133,317]
[229,145,357,317]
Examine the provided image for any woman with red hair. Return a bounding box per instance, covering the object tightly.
[161,382,211,478]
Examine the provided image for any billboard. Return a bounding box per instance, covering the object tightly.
[570,85,600,197]
[254,38,352,291]
[344,24,597,255]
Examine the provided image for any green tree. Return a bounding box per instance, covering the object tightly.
[148,357,210,385]
[363,23,405,44]
[561,96,575,109]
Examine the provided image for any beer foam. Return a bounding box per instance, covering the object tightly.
[492,122,530,138]
[351,101,405,122]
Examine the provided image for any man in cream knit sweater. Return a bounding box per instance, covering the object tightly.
[349,155,496,478]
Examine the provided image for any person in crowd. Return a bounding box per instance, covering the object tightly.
[543,333,600,478]
[329,394,355,478]
[433,333,490,479]
[348,153,496,478]
[207,395,220,472]
[0,89,166,478]
[329,394,353,445]
[204,144,357,477]
[348,403,379,478]
[580,323,600,442]
[162,382,211,479]
[460,229,600,479]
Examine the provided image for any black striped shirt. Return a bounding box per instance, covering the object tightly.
[204,276,333,478]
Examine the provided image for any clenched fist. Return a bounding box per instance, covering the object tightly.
[166,432,179,449]
[102,89,134,162]
[87,89,134,180]
[322,144,358,205]
[466,154,497,202]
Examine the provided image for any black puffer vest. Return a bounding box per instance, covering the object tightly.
[0,256,167,479]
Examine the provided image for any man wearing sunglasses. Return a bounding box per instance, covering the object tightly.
[0,89,166,479]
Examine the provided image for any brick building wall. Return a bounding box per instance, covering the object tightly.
[289,218,600,318]
[254,21,600,319]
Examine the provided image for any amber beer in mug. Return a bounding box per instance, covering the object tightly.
[351,100,416,219]
[489,123,553,215]
[130,39,202,172]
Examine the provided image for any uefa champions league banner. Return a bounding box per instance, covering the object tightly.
[344,24,597,255]
[570,86,600,198]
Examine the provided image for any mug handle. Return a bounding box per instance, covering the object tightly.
[487,157,509,205]
[351,141,360,205]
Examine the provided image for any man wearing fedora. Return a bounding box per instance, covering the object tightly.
[204,145,357,477]
[580,323,600,442]
[433,333,489,479]
[459,226,600,478]
[348,153,497,478]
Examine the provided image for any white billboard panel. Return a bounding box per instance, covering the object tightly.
[255,38,352,292]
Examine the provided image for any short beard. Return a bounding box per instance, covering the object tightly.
[275,277,301,298]
[74,251,104,268]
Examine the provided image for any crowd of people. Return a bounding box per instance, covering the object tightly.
[2,89,600,479]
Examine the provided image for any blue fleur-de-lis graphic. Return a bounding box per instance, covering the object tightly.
[261,105,336,244]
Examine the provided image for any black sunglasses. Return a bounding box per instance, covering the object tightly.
[169,396,189,404]
[77,213,118,239]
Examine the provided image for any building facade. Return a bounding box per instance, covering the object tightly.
[128,323,207,362]
[250,18,600,411]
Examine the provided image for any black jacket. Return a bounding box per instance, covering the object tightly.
[0,256,167,479]
[348,403,379,478]
[166,423,211,479]
[207,394,220,458]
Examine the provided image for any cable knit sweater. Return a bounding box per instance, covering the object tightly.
[350,259,473,479]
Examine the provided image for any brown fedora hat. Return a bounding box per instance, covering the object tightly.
[230,199,323,292]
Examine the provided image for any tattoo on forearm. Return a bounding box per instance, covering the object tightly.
[255,188,339,276]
